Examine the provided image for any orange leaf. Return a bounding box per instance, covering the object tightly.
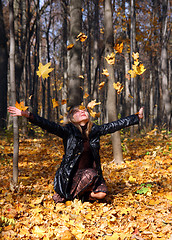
[15,101,28,111]
[52,99,59,108]
[83,93,89,99]
[61,99,67,105]
[99,81,105,90]
[76,32,87,42]
[114,42,123,53]
[87,99,101,109]
[67,43,74,50]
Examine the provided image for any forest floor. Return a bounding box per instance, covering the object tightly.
[0,129,172,240]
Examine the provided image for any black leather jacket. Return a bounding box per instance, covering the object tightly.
[29,113,139,200]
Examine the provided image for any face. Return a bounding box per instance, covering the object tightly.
[71,107,89,125]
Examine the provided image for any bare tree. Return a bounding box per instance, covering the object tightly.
[104,0,123,164]
[9,0,19,184]
[161,0,171,130]
[68,0,82,106]
[0,0,8,130]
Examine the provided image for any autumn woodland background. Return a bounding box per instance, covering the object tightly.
[0,0,172,239]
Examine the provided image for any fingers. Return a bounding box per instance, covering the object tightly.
[7,106,22,116]
[138,107,144,119]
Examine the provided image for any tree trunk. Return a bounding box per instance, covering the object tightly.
[68,0,82,107]
[0,0,8,130]
[130,0,136,135]
[161,0,171,130]
[61,0,68,117]
[9,0,19,184]
[46,0,52,120]
[104,0,123,165]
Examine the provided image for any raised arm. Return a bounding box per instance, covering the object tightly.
[97,107,144,136]
[8,106,68,138]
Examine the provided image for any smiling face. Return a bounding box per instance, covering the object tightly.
[70,107,89,125]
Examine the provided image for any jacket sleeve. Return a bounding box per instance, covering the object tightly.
[98,114,139,136]
[22,111,68,138]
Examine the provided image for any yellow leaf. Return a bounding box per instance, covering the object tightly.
[114,42,123,53]
[106,233,120,240]
[128,69,137,78]
[165,192,172,201]
[67,43,74,50]
[36,62,54,79]
[99,81,105,90]
[32,225,46,237]
[113,82,124,94]
[100,28,104,34]
[102,69,109,77]
[52,99,59,108]
[60,230,74,240]
[15,101,28,111]
[136,64,146,75]
[167,166,172,171]
[121,207,132,215]
[87,99,101,109]
[105,52,116,65]
[79,75,84,79]
[19,227,30,237]
[76,32,87,42]
[132,52,139,60]
[129,176,136,183]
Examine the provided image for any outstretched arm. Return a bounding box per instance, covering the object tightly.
[8,106,68,138]
[97,107,144,136]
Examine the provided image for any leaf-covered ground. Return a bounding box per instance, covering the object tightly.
[0,131,172,240]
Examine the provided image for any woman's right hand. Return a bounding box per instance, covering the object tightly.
[8,106,22,117]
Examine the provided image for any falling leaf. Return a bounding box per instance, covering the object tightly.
[135,64,146,75]
[114,42,123,53]
[105,52,116,65]
[128,94,133,98]
[76,32,87,42]
[83,93,89,99]
[52,99,59,108]
[67,43,74,50]
[89,110,101,118]
[128,69,137,78]
[113,82,124,94]
[102,69,109,77]
[79,75,84,79]
[87,99,101,109]
[29,95,32,100]
[15,101,28,111]
[36,62,54,79]
[61,99,67,105]
[132,52,139,60]
[99,81,105,90]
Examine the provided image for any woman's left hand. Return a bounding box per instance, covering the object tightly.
[138,107,144,119]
